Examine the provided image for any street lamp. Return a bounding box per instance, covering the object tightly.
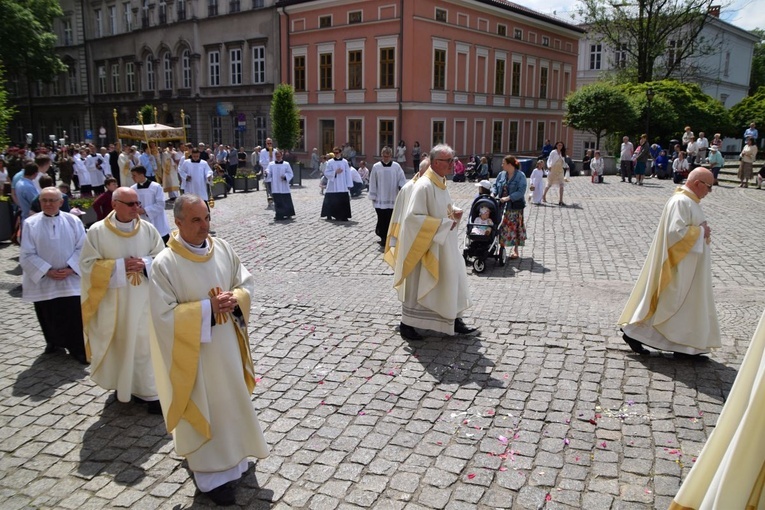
[645,87,655,138]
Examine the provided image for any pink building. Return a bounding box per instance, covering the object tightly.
[277,0,583,170]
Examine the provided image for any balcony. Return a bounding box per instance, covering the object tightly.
[159,90,173,99]
[177,88,192,97]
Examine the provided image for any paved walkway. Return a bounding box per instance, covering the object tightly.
[2,175,765,509]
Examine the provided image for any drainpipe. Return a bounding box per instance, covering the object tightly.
[398,0,403,155]
[80,0,94,135]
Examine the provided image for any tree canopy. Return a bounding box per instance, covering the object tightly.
[577,0,716,83]
[270,84,301,151]
[0,0,66,83]
[0,66,16,147]
[731,87,765,143]
[564,83,637,149]
[750,29,765,96]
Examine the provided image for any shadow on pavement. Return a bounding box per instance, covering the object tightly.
[12,353,89,401]
[630,354,737,402]
[78,397,170,487]
[403,334,502,387]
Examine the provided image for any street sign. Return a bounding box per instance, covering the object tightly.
[85,129,93,142]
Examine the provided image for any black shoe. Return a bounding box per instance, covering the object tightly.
[44,344,60,354]
[673,352,710,361]
[147,400,163,415]
[206,482,236,506]
[70,352,90,365]
[454,318,478,335]
[399,323,423,340]
[622,333,649,355]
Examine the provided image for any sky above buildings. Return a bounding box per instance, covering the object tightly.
[526,0,762,32]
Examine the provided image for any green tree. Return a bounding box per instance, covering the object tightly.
[270,84,301,150]
[731,87,765,144]
[577,0,716,83]
[0,65,17,147]
[620,80,733,143]
[563,83,637,149]
[750,29,765,96]
[0,0,66,83]
[138,104,155,124]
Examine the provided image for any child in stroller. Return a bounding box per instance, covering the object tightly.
[462,195,506,272]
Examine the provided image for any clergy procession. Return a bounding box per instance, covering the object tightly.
[4,132,765,508]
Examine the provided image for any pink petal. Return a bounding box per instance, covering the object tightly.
[498,435,509,444]
[499,466,508,471]
[467,473,476,479]
[444,394,452,400]
[545,493,552,502]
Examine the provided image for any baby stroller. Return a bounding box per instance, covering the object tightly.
[462,196,506,273]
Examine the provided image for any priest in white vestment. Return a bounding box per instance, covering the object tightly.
[80,187,165,413]
[265,149,295,221]
[178,149,214,202]
[21,187,88,364]
[161,145,181,199]
[320,147,353,221]
[384,157,430,268]
[149,195,269,506]
[369,146,407,246]
[670,308,765,510]
[618,168,720,356]
[118,146,136,187]
[393,144,476,340]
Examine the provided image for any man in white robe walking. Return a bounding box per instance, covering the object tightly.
[393,144,476,340]
[131,165,172,245]
[149,194,269,506]
[80,187,165,413]
[178,148,213,203]
[369,146,407,246]
[21,187,88,364]
[619,167,720,357]
[384,157,429,268]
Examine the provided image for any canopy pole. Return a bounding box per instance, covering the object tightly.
[112,109,119,148]
[180,110,187,145]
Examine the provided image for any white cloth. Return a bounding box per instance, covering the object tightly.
[160,150,181,193]
[259,148,275,168]
[620,142,634,161]
[350,167,363,184]
[118,152,135,186]
[132,181,171,237]
[265,161,293,194]
[324,158,353,193]
[86,154,106,186]
[74,155,91,186]
[80,213,165,402]
[669,308,765,510]
[368,161,407,209]
[178,160,213,200]
[618,186,720,354]
[384,176,419,268]
[149,232,269,476]
[529,168,545,204]
[590,157,604,176]
[673,158,689,173]
[21,212,85,302]
[393,169,472,335]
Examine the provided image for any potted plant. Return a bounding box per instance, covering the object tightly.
[70,197,97,227]
[233,172,252,192]
[211,176,228,198]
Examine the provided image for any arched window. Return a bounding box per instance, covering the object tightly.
[145,55,155,91]
[163,52,173,90]
[181,49,191,88]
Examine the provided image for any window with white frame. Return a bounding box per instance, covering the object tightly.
[435,8,446,22]
[111,64,120,92]
[497,24,507,36]
[159,0,167,23]
[252,0,264,8]
[211,116,222,143]
[124,2,132,31]
[542,36,550,47]
[348,11,361,24]
[536,121,545,150]
[432,120,445,147]
[348,50,362,90]
[723,51,730,77]
[511,61,521,96]
[95,9,102,37]
[494,58,505,95]
[98,65,106,93]
[253,115,266,146]
[319,15,331,27]
[667,39,681,66]
[492,121,503,153]
[348,118,362,156]
[208,0,218,16]
[379,119,394,153]
[589,43,602,70]
[319,52,332,90]
[182,50,191,88]
[379,47,395,89]
[252,46,265,84]
[145,56,155,90]
[433,48,446,90]
[230,0,240,14]
[508,121,518,151]
[514,28,522,40]
[63,19,73,45]
[109,5,117,34]
[142,0,149,27]
[293,54,306,91]
[539,67,548,99]
[184,114,192,133]
[126,62,135,92]
[615,43,628,69]
[209,50,220,86]
[177,0,186,20]
[163,52,173,89]
[68,65,77,94]
[230,48,242,85]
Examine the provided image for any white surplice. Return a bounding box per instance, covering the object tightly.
[80,212,165,401]
[368,161,407,209]
[618,186,720,354]
[132,180,171,237]
[21,212,85,302]
[178,159,213,200]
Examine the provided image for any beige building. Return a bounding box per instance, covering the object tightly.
[9,0,280,148]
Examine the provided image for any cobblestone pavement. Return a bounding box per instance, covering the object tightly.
[2,175,765,509]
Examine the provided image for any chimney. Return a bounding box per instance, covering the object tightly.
[708,5,720,17]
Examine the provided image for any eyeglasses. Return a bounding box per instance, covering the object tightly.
[435,157,457,164]
[115,200,142,207]
[40,198,62,204]
[701,182,713,190]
